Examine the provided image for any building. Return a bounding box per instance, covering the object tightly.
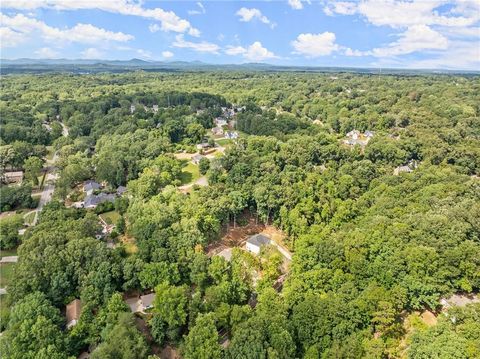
[212,126,224,135]
[84,180,101,196]
[130,104,136,114]
[152,105,159,113]
[346,130,360,140]
[196,142,211,151]
[215,117,227,127]
[364,130,375,138]
[116,186,127,196]
[224,131,239,140]
[84,193,116,209]
[2,171,23,184]
[192,154,205,165]
[393,165,413,176]
[66,299,81,329]
[216,248,233,261]
[246,234,271,255]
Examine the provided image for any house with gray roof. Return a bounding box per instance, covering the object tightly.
[84,193,115,209]
[84,180,101,196]
[246,234,271,255]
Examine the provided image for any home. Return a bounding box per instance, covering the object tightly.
[196,142,211,151]
[66,299,81,329]
[393,165,413,176]
[246,234,271,255]
[130,104,136,114]
[215,117,227,127]
[84,193,116,209]
[224,131,239,140]
[192,154,205,165]
[212,126,224,135]
[116,186,127,196]
[83,180,101,196]
[346,130,360,140]
[216,248,233,261]
[2,171,24,184]
[440,294,479,310]
[152,105,159,113]
[364,130,375,138]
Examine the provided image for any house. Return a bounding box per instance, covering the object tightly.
[346,130,360,140]
[365,130,375,138]
[152,105,159,113]
[216,248,233,261]
[246,234,271,255]
[84,180,101,196]
[66,299,81,329]
[130,104,136,114]
[196,142,211,151]
[215,117,227,127]
[116,186,127,196]
[192,154,205,165]
[440,294,479,310]
[140,293,156,311]
[2,171,23,184]
[84,193,116,209]
[224,131,239,140]
[393,165,413,176]
[212,126,224,135]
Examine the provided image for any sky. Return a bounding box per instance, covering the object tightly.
[0,0,479,70]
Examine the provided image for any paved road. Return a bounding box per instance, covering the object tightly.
[0,256,18,263]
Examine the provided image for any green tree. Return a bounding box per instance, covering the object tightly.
[182,313,221,359]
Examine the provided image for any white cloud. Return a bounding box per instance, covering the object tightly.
[324,1,357,16]
[162,50,174,59]
[407,40,480,69]
[371,25,449,57]
[172,34,220,54]
[1,0,200,36]
[136,49,152,59]
[236,8,275,28]
[0,27,26,47]
[188,2,206,15]
[1,13,133,47]
[34,47,59,58]
[288,0,303,10]
[149,24,160,33]
[81,47,104,59]
[225,41,277,61]
[291,32,339,57]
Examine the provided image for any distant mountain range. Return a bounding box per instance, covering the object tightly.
[1,58,478,75]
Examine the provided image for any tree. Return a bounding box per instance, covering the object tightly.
[153,282,188,328]
[24,156,43,186]
[182,313,221,359]
[199,157,210,175]
[0,214,23,249]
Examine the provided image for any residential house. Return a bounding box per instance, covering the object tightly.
[192,154,205,165]
[152,105,159,113]
[130,104,136,114]
[346,130,360,140]
[364,130,375,138]
[84,193,116,209]
[393,165,413,176]
[196,142,211,151]
[246,234,271,255]
[83,180,101,196]
[2,171,24,184]
[212,126,224,135]
[215,117,227,127]
[224,131,239,140]
[116,186,127,196]
[66,299,81,329]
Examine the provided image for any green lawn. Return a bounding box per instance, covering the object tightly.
[180,162,200,185]
[215,139,232,146]
[0,263,15,287]
[99,211,121,225]
[0,248,17,258]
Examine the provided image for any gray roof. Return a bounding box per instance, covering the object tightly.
[247,234,270,247]
[84,180,101,192]
[85,193,115,207]
[116,186,127,195]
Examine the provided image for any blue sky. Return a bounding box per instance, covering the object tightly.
[1,1,479,70]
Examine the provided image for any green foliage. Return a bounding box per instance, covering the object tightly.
[0,214,23,249]
[182,313,221,359]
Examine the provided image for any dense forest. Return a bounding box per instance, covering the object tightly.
[0,71,479,359]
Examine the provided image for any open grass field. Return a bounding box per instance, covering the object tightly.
[99,211,121,225]
[23,211,36,226]
[179,162,200,185]
[0,248,17,258]
[0,263,15,287]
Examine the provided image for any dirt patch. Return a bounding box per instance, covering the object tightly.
[420,310,438,326]
[160,345,181,359]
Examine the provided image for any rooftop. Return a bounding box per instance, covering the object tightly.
[247,233,271,247]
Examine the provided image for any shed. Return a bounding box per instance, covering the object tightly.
[246,234,271,255]
[3,171,23,184]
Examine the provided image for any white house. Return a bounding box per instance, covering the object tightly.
[246,234,271,255]
[66,299,81,329]
[130,104,136,114]
[215,117,227,127]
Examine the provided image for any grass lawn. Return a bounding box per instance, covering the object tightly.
[24,211,36,226]
[0,248,17,258]
[215,139,232,146]
[99,211,121,225]
[180,162,200,185]
[0,263,15,287]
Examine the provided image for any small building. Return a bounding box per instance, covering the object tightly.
[215,117,227,127]
[152,105,159,113]
[130,104,136,114]
[140,293,156,311]
[84,180,101,196]
[246,234,271,255]
[2,171,23,184]
[84,193,116,209]
[224,131,239,140]
[196,142,211,151]
[364,130,375,138]
[66,299,81,329]
[192,154,205,165]
[212,126,224,135]
[393,165,413,176]
[346,130,360,140]
[116,186,127,196]
[216,248,233,261]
